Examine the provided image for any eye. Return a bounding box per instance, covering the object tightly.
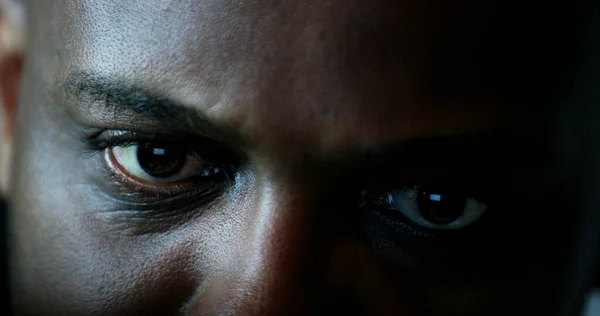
[109,142,224,184]
[367,184,487,230]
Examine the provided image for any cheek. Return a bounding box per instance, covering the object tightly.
[325,240,415,314]
[325,238,507,316]
[11,214,202,315]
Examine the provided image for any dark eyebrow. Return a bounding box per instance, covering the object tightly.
[60,71,212,134]
[342,131,558,181]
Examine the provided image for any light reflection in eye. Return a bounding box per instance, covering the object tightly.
[429,194,442,202]
[110,144,214,184]
[370,188,487,230]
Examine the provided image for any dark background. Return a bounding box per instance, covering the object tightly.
[1,198,9,315]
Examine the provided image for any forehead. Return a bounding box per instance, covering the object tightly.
[38,1,542,155]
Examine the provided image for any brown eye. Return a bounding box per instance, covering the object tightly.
[136,143,187,178]
[416,186,467,224]
[110,143,222,184]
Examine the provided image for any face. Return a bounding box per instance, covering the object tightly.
[9,1,584,315]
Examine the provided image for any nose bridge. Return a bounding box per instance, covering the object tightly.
[191,172,327,315]
[236,174,319,313]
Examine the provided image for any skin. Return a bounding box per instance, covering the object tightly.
[0,0,24,194]
[7,0,588,315]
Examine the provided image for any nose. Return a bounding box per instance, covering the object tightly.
[193,177,325,315]
[181,172,408,316]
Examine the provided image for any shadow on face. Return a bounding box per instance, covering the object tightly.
[6,0,595,315]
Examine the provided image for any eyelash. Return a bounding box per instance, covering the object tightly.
[82,129,238,207]
[83,130,495,264]
[84,130,180,153]
[357,178,492,255]
[83,130,242,165]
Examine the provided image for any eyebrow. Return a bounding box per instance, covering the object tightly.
[60,71,213,134]
[58,72,554,178]
[342,132,557,180]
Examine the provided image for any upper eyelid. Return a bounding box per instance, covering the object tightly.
[359,175,489,209]
[85,130,195,150]
[84,129,246,166]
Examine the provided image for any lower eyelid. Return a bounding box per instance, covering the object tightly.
[102,147,232,204]
[360,208,493,275]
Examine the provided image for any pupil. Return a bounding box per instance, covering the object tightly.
[416,185,466,224]
[137,144,187,178]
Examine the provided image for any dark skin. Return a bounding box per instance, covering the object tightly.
[8,0,585,315]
